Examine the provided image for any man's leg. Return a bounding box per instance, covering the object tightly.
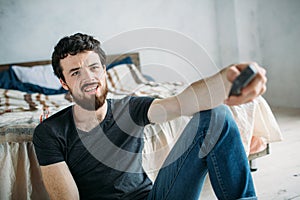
[146,105,256,200]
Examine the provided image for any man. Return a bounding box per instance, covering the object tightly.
[33,33,266,200]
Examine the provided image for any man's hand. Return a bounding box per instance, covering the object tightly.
[224,62,267,106]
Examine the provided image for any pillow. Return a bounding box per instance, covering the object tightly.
[0,67,67,94]
[107,63,147,94]
[106,56,133,70]
[12,64,62,90]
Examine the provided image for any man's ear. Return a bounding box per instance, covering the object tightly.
[60,79,69,91]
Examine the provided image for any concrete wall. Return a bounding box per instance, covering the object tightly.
[215,0,300,108]
[256,0,300,108]
[0,0,220,84]
[0,0,299,107]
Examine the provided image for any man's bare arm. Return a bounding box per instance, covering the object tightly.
[148,62,267,123]
[40,161,79,200]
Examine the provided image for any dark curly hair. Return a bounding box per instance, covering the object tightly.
[52,33,106,82]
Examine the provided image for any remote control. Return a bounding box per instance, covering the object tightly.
[228,64,257,96]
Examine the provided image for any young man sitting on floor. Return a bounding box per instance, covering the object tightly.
[33,33,267,200]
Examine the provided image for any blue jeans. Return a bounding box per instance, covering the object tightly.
[146,105,257,200]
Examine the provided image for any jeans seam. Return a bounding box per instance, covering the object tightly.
[162,131,205,200]
[210,150,229,200]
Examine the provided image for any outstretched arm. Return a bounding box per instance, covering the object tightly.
[148,62,267,123]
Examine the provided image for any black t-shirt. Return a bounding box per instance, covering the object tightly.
[33,96,155,200]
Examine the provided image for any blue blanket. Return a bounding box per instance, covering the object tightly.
[0,67,67,95]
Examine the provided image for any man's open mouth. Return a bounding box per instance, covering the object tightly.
[82,83,99,94]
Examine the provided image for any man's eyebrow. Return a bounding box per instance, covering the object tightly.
[68,67,80,74]
[68,63,101,74]
[88,62,101,67]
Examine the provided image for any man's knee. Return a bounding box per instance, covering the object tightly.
[192,105,235,127]
[194,105,240,158]
[209,105,239,136]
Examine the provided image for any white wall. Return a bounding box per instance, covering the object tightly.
[215,0,300,108]
[256,0,300,108]
[0,0,220,83]
[0,0,299,107]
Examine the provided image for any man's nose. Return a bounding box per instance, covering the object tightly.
[81,67,94,80]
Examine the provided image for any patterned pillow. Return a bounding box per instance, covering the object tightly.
[106,63,184,99]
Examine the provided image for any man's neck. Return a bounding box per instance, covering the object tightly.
[73,100,108,132]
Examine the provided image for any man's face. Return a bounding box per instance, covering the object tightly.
[60,51,108,111]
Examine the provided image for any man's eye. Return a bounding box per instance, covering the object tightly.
[92,66,99,70]
[71,71,79,76]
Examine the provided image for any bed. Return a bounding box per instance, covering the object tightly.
[0,53,282,199]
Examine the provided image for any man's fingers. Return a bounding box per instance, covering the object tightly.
[225,62,267,106]
[224,95,249,106]
[226,65,240,82]
[242,67,267,96]
[227,62,263,83]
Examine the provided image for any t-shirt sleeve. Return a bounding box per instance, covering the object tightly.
[33,122,65,166]
[129,96,155,126]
